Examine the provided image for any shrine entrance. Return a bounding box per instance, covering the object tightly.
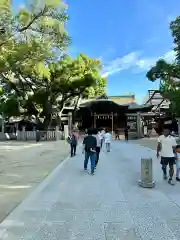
[95,114,113,129]
[75,100,128,132]
[92,113,115,131]
[72,98,154,138]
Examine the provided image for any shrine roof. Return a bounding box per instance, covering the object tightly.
[123,102,153,112]
[79,99,153,113]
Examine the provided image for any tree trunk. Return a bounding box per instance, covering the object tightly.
[72,95,81,124]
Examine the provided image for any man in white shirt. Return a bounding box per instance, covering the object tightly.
[104,130,112,152]
[100,129,105,147]
[157,129,177,185]
[94,130,101,168]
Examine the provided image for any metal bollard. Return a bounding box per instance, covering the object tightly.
[138,158,155,188]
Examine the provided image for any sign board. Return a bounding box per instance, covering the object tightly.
[127,116,137,132]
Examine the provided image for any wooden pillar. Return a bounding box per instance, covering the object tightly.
[137,112,143,138]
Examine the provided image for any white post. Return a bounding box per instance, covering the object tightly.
[138,158,155,188]
[111,112,113,134]
[55,126,59,141]
[64,125,69,139]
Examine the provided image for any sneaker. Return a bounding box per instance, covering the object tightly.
[84,168,87,171]
[176,177,180,181]
[91,172,94,175]
[168,179,175,185]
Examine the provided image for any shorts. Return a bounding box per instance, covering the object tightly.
[160,157,175,166]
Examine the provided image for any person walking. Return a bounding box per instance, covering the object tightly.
[95,130,101,168]
[104,129,112,152]
[175,145,180,181]
[115,129,120,140]
[82,129,97,175]
[69,131,78,157]
[100,128,105,148]
[157,129,177,185]
[124,127,128,141]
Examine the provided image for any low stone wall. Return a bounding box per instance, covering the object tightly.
[0,132,17,141]
[17,130,63,141]
[0,129,64,141]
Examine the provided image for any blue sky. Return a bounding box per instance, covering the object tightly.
[14,0,180,103]
[66,0,180,103]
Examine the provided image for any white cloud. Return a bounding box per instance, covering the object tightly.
[101,51,141,77]
[164,50,175,62]
[101,50,176,78]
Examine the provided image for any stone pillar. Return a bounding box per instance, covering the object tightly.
[55,126,59,141]
[22,126,26,141]
[136,112,143,138]
[138,158,155,188]
[68,112,72,133]
[64,125,69,139]
[143,125,148,137]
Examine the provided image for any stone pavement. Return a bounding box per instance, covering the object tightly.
[0,141,69,223]
[1,141,180,239]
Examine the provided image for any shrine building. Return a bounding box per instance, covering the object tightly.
[62,94,153,138]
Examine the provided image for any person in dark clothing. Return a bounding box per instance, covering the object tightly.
[69,132,78,157]
[115,129,120,140]
[124,127,128,141]
[83,128,97,175]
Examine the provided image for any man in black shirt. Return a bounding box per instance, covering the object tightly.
[83,128,97,175]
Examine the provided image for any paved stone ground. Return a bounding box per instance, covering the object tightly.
[1,141,180,239]
[130,138,158,150]
[0,141,69,223]
[130,137,180,150]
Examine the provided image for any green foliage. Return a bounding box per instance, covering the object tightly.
[146,16,180,116]
[170,16,180,63]
[0,88,20,117]
[0,0,107,127]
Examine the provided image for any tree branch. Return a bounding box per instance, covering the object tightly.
[0,7,47,47]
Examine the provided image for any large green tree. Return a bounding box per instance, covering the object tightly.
[0,0,107,127]
[0,53,105,128]
[146,16,180,116]
[0,0,70,72]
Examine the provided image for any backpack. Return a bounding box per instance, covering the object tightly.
[67,135,72,144]
[68,134,77,144]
